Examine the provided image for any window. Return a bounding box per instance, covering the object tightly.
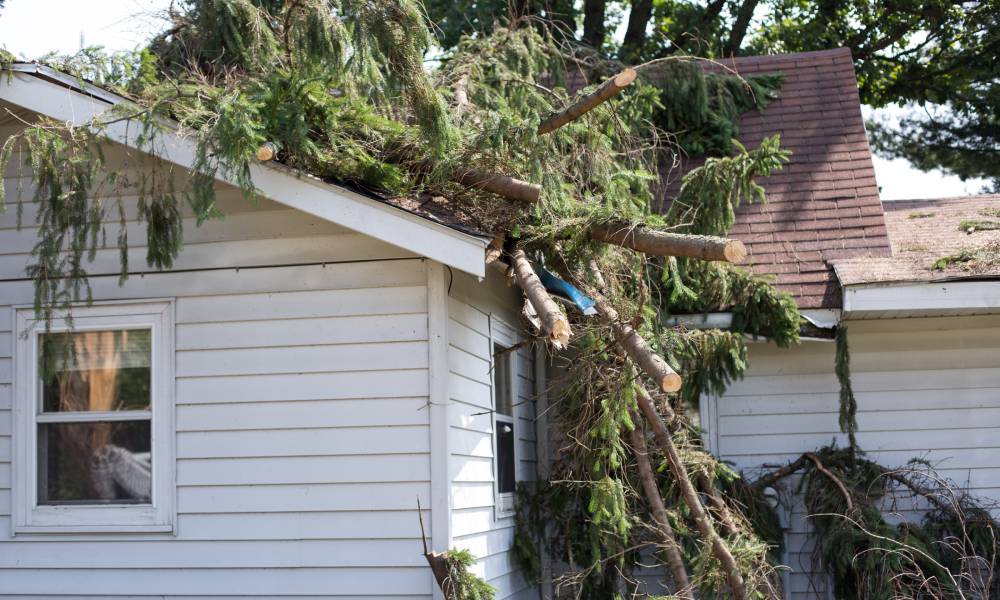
[492,337,517,517]
[14,301,174,533]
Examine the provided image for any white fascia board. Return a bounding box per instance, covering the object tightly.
[0,69,487,277]
[843,280,1000,314]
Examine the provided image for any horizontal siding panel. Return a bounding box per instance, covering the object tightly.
[449,346,490,383]
[450,456,494,483]
[447,298,489,335]
[720,406,1000,436]
[0,359,9,384]
[0,385,8,410]
[177,369,428,404]
[452,482,495,510]
[178,482,430,513]
[176,341,428,377]
[718,427,1000,456]
[449,427,493,459]
[730,448,1000,476]
[0,567,431,596]
[728,367,1000,396]
[177,398,430,432]
[0,489,9,515]
[178,454,430,486]
[451,506,493,538]
[0,539,426,568]
[448,319,489,359]
[454,525,514,559]
[0,333,10,358]
[0,234,414,279]
[718,387,1000,416]
[177,285,426,324]
[177,313,427,350]
[177,425,429,459]
[448,373,490,409]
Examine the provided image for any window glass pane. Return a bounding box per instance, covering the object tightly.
[40,329,151,413]
[497,420,515,494]
[38,421,151,505]
[493,344,512,416]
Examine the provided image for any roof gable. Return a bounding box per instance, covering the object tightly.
[0,65,488,277]
[667,48,891,309]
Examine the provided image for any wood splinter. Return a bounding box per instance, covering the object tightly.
[590,222,747,264]
[538,68,637,135]
[509,249,571,348]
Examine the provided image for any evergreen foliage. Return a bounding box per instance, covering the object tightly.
[790,447,1000,600]
[0,2,802,597]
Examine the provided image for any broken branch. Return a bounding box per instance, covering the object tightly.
[538,68,637,135]
[634,386,750,600]
[628,422,694,598]
[509,249,571,348]
[452,168,541,203]
[591,292,682,392]
[590,222,747,263]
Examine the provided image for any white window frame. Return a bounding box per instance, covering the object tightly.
[489,315,519,519]
[12,300,175,534]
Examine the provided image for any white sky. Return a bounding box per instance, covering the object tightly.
[0,0,988,201]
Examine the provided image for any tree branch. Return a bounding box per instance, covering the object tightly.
[590,222,747,263]
[537,69,636,135]
[509,249,571,348]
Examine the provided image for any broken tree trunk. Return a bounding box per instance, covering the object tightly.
[538,68,637,135]
[634,386,750,600]
[509,249,572,348]
[590,223,748,263]
[452,168,541,203]
[591,293,682,392]
[628,422,694,598]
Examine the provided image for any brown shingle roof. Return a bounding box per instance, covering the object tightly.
[832,195,1000,285]
[665,47,891,309]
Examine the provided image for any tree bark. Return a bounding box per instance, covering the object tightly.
[509,249,572,348]
[723,0,760,55]
[634,386,750,600]
[582,0,607,48]
[591,292,682,393]
[452,168,541,203]
[628,422,694,598]
[590,222,747,263]
[622,0,654,61]
[537,69,636,135]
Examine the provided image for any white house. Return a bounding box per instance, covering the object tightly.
[681,47,1000,599]
[0,64,544,599]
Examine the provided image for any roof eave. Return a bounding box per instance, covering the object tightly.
[0,65,488,278]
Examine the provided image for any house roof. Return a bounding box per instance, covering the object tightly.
[832,194,1000,286]
[666,47,892,309]
[0,63,490,277]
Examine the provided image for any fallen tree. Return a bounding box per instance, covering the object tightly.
[0,4,799,599]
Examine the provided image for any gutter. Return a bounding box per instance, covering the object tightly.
[665,308,842,342]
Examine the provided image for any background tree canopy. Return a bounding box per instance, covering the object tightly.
[426,0,1000,190]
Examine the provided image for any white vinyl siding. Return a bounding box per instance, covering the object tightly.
[706,314,1000,599]
[447,268,540,600]
[0,120,437,597]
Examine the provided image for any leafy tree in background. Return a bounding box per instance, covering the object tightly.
[427,0,1000,190]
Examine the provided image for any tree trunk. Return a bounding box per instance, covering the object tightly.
[509,249,572,348]
[582,0,607,48]
[723,0,760,55]
[538,69,636,135]
[591,292,682,392]
[628,423,694,598]
[622,0,654,61]
[590,222,747,263]
[634,386,750,600]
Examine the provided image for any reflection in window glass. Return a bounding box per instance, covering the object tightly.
[493,343,512,416]
[38,421,152,504]
[41,330,151,413]
[496,421,515,494]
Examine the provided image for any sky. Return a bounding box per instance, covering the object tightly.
[0,0,989,201]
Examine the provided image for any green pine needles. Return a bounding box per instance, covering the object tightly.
[1,2,804,597]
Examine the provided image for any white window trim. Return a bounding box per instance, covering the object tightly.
[12,300,176,535]
[489,314,519,520]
